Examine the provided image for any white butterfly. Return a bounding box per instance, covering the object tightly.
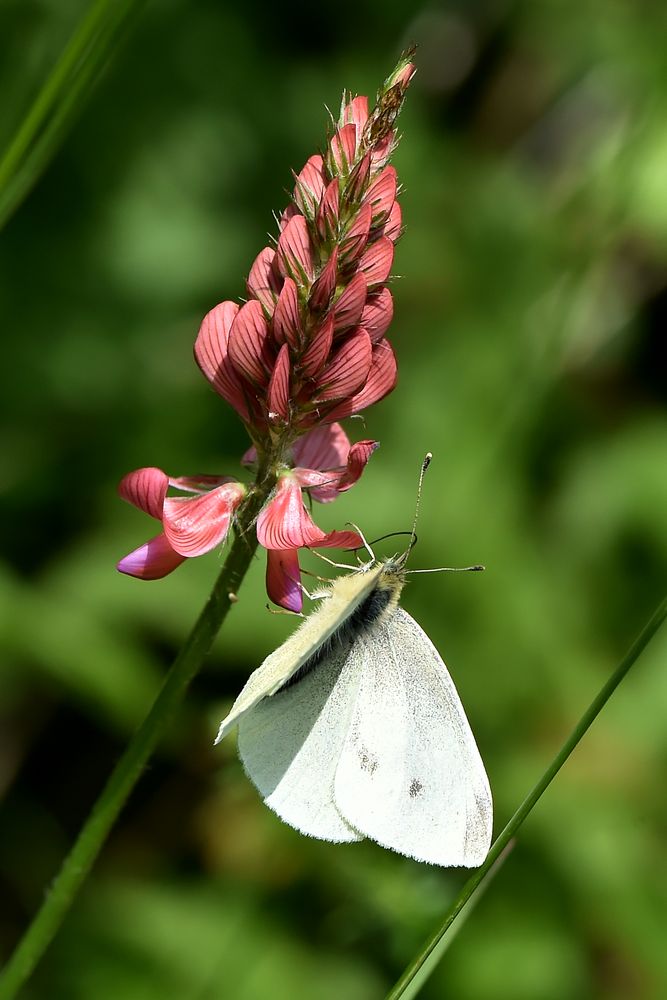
[216,553,493,868]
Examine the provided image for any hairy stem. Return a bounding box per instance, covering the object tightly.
[386,594,667,1000]
[0,476,274,999]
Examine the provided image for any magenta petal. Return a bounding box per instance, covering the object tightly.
[295,438,377,503]
[300,315,334,378]
[333,272,367,333]
[227,300,272,385]
[315,328,372,402]
[291,422,350,471]
[163,483,245,557]
[325,338,397,420]
[247,247,282,313]
[359,236,394,285]
[267,343,291,421]
[117,533,187,580]
[364,166,397,223]
[360,288,394,343]
[195,301,251,419]
[266,548,303,613]
[293,154,326,218]
[170,474,237,494]
[342,201,372,263]
[272,277,302,348]
[315,529,364,550]
[241,444,257,468]
[119,467,169,519]
[276,215,314,284]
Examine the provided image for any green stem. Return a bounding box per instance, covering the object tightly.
[0,0,143,231]
[386,594,667,1000]
[0,480,273,999]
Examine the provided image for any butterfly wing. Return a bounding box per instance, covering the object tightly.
[237,636,364,843]
[333,607,492,867]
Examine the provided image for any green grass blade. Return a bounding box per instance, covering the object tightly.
[386,594,667,1000]
[0,0,143,231]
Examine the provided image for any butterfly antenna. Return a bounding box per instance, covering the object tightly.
[406,452,432,558]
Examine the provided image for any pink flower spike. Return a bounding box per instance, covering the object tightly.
[309,248,339,314]
[333,272,367,333]
[272,277,302,348]
[247,247,281,313]
[329,123,357,175]
[117,533,187,580]
[359,236,394,285]
[163,482,245,557]
[267,343,291,421]
[195,301,251,420]
[276,215,314,285]
[300,315,334,378]
[364,166,397,223]
[293,154,326,219]
[360,287,394,342]
[227,300,273,386]
[384,200,402,243]
[291,422,351,471]
[119,467,169,519]
[325,337,397,420]
[316,328,372,402]
[266,547,304,613]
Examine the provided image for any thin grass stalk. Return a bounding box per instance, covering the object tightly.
[0,0,143,230]
[386,594,667,1000]
[0,475,275,1000]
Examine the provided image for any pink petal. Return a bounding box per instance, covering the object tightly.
[333,272,367,333]
[117,533,187,580]
[308,248,338,314]
[346,151,372,202]
[325,338,397,420]
[266,548,303,613]
[291,422,351,471]
[293,155,326,218]
[227,300,273,385]
[341,95,369,132]
[163,483,245,557]
[279,203,299,230]
[272,276,302,348]
[360,287,394,342]
[276,215,314,284]
[371,133,395,170]
[359,236,394,285]
[299,315,334,378]
[170,474,238,494]
[315,528,364,550]
[118,467,169,519]
[195,301,251,419]
[257,476,330,549]
[315,328,372,402]
[267,343,291,421]
[329,123,358,174]
[383,200,402,242]
[294,438,378,503]
[247,247,282,313]
[241,443,257,468]
[317,177,340,240]
[342,201,372,263]
[364,166,397,224]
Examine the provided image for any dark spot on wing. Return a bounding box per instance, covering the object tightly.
[409,779,423,798]
[359,746,378,774]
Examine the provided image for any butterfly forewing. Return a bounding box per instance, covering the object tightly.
[238,636,364,843]
[333,607,493,867]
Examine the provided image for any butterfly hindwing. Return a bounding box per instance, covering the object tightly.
[333,607,493,867]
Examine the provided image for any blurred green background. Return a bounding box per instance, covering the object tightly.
[1,0,666,997]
